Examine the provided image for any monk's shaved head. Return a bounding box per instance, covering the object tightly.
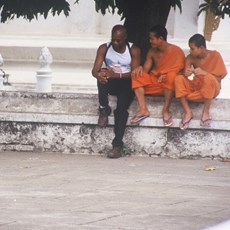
[189,34,206,48]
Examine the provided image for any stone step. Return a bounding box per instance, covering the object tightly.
[1,61,97,92]
[1,36,230,99]
[3,83,98,94]
[1,62,230,99]
[0,35,107,64]
[1,36,230,64]
[0,91,229,158]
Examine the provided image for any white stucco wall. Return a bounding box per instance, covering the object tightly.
[167,0,200,39]
[0,0,229,41]
[168,0,230,42]
[0,0,123,37]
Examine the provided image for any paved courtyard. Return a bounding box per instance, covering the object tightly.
[0,151,229,230]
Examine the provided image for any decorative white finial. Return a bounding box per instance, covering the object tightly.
[38,47,53,73]
[36,47,53,93]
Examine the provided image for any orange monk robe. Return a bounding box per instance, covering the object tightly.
[175,50,227,101]
[132,45,185,95]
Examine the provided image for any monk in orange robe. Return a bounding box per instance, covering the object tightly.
[175,33,227,129]
[130,25,185,126]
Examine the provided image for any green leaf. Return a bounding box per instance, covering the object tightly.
[0,0,71,22]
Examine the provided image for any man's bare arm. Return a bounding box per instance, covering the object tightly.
[143,49,154,73]
[91,44,107,78]
[131,49,153,78]
[130,45,141,72]
[91,44,109,84]
[184,55,194,77]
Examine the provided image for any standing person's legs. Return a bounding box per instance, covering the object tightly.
[97,80,111,127]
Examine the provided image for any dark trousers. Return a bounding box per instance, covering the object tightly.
[97,78,134,147]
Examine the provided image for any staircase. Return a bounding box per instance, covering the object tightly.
[0,35,109,93]
[0,35,230,97]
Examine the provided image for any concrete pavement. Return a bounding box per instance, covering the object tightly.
[0,151,229,230]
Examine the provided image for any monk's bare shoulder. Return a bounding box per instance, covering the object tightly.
[148,47,161,59]
[148,47,157,54]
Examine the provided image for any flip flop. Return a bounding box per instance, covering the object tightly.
[130,114,149,124]
[179,117,193,130]
[200,118,212,127]
[163,116,173,127]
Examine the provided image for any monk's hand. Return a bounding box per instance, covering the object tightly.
[193,67,207,76]
[131,66,143,78]
[158,74,166,83]
[184,67,193,77]
[98,68,109,84]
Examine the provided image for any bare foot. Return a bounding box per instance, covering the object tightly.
[179,113,193,130]
[163,111,171,122]
[200,112,211,126]
[200,117,212,127]
[132,110,150,117]
[130,110,150,124]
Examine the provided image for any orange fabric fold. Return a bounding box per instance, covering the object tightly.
[200,51,227,80]
[175,51,227,101]
[132,45,185,95]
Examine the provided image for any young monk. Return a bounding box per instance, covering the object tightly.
[175,33,227,130]
[130,25,185,126]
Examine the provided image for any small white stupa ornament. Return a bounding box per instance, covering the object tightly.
[36,47,53,93]
[38,47,53,74]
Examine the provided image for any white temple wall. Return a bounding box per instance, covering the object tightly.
[0,0,229,41]
[167,0,200,39]
[0,0,122,37]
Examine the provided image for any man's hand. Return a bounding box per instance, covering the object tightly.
[98,68,109,84]
[105,67,116,79]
